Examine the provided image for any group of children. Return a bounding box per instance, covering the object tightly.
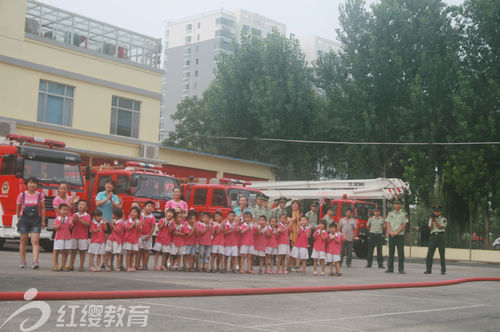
[53,203,345,276]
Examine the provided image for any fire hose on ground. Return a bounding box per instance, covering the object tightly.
[0,277,499,301]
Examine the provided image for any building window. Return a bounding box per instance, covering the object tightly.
[185,35,192,43]
[216,17,235,27]
[183,83,190,91]
[184,59,191,66]
[197,34,200,41]
[197,22,201,29]
[195,58,199,65]
[37,80,74,126]
[186,24,192,32]
[194,70,198,77]
[183,71,190,80]
[110,96,140,138]
[184,47,191,56]
[252,28,262,37]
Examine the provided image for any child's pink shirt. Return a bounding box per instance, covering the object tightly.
[253,224,267,251]
[141,213,156,236]
[90,219,105,244]
[239,222,255,246]
[326,232,344,255]
[54,216,72,240]
[276,222,289,245]
[155,218,171,245]
[182,221,195,246]
[197,222,212,246]
[211,222,224,246]
[313,229,328,252]
[294,226,311,248]
[170,222,185,247]
[265,226,278,249]
[223,221,238,247]
[108,219,124,244]
[123,218,140,244]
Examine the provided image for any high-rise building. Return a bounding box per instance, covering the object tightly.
[159,9,286,141]
[299,35,341,65]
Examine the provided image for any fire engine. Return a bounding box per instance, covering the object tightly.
[0,135,85,251]
[249,178,410,258]
[84,161,179,220]
[181,178,261,217]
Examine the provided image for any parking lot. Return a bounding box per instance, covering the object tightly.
[0,242,499,332]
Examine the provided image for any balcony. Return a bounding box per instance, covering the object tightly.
[24,0,162,69]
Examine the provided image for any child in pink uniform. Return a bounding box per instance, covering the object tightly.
[254,216,267,274]
[138,201,156,270]
[123,207,142,272]
[276,213,290,274]
[239,211,255,274]
[104,208,125,272]
[89,210,105,272]
[169,211,185,271]
[326,223,343,276]
[53,204,73,271]
[311,220,328,276]
[154,208,174,271]
[197,212,212,272]
[210,211,225,272]
[290,216,312,274]
[182,211,197,271]
[70,200,91,272]
[223,210,238,273]
[265,217,278,274]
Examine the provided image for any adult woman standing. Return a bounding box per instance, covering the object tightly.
[233,196,252,217]
[53,182,79,216]
[288,200,302,247]
[16,177,45,269]
[95,179,121,236]
[165,187,188,216]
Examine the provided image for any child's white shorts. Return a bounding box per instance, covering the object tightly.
[265,247,278,255]
[105,240,122,255]
[54,239,72,250]
[71,238,88,251]
[311,249,326,260]
[290,247,309,260]
[239,245,254,255]
[254,249,266,257]
[138,235,153,250]
[122,242,139,251]
[153,242,170,253]
[224,246,239,257]
[326,253,341,263]
[88,242,105,255]
[277,244,290,255]
[170,243,185,255]
[211,245,224,254]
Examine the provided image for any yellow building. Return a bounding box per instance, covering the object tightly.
[0,0,275,181]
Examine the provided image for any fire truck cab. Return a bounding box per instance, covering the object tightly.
[0,135,84,251]
[85,161,179,220]
[181,178,261,217]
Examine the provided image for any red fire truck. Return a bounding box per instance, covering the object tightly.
[84,161,179,220]
[181,178,261,217]
[250,178,410,258]
[0,135,85,251]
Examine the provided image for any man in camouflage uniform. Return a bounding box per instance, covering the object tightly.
[272,197,288,221]
[424,205,447,275]
[262,195,273,222]
[366,207,385,268]
[385,199,408,274]
[305,201,319,226]
[322,206,335,226]
[252,192,269,223]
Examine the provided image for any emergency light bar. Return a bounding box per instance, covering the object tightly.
[124,161,163,171]
[219,178,252,186]
[6,134,65,148]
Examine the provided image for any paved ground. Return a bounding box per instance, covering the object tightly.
[0,241,499,331]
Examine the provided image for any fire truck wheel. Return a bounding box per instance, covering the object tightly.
[0,238,5,249]
[40,239,53,252]
[353,241,368,259]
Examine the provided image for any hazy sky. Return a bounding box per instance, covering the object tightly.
[39,0,464,41]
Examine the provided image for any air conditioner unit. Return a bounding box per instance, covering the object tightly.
[0,120,15,137]
[140,144,159,160]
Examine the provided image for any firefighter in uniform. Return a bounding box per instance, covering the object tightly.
[322,206,335,225]
[366,207,385,268]
[262,195,273,222]
[252,192,268,223]
[385,199,408,274]
[424,205,447,275]
[305,201,319,225]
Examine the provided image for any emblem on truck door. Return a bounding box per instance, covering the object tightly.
[1,181,9,194]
